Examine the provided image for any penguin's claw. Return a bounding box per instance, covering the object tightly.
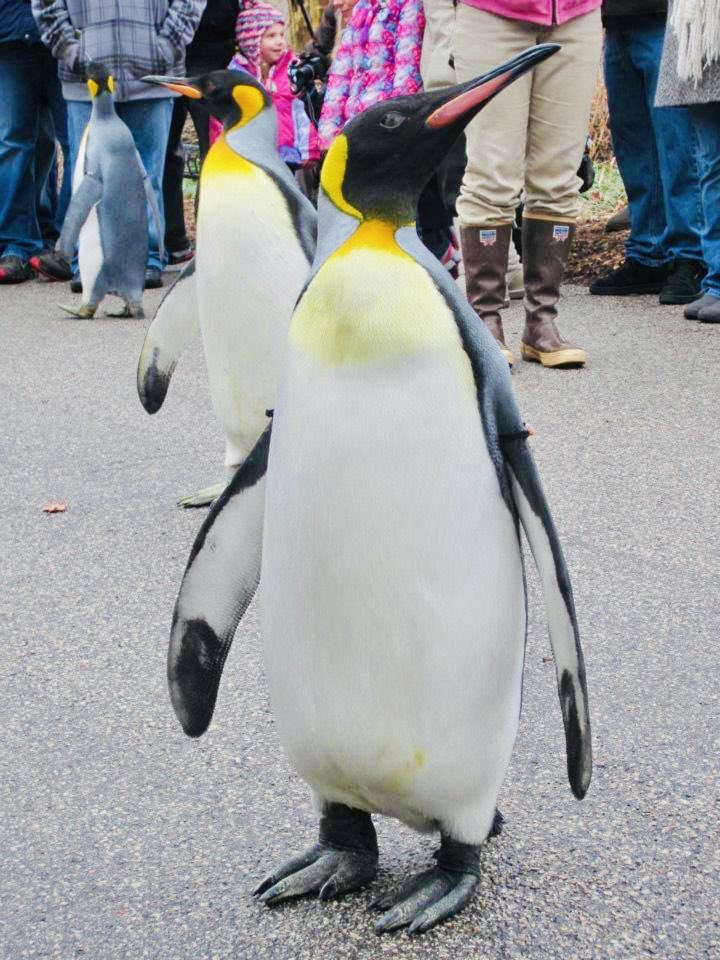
[374,869,478,935]
[254,844,377,907]
[177,481,227,509]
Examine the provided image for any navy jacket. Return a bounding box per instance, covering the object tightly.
[0,0,40,44]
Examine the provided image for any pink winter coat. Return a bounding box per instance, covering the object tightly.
[264,49,320,165]
[318,0,425,150]
[459,0,601,26]
[210,51,320,164]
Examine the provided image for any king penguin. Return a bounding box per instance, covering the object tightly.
[163,44,592,935]
[138,71,317,507]
[58,62,162,319]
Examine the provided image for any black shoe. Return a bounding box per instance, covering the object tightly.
[144,268,163,289]
[29,250,73,282]
[658,259,705,305]
[589,259,667,296]
[70,275,82,293]
[0,255,34,284]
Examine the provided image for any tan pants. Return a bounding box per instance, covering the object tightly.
[454,6,602,226]
[420,0,457,90]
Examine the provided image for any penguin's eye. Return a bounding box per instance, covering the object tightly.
[379,111,406,131]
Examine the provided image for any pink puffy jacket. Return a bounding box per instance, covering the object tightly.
[459,0,601,26]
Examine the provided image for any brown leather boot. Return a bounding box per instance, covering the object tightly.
[520,217,586,368]
[460,223,514,366]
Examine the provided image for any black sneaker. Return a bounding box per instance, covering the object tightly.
[658,259,705,305]
[0,255,34,284]
[589,259,667,296]
[144,268,163,289]
[29,250,73,282]
[70,275,82,293]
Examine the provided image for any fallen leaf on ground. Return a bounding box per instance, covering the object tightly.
[42,502,67,514]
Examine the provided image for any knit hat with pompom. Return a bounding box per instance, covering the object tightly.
[234,0,285,72]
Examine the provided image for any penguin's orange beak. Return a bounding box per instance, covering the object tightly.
[425,43,559,130]
[141,75,202,99]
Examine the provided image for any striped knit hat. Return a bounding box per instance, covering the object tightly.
[234,0,285,72]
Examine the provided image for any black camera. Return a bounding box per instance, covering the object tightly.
[288,53,328,94]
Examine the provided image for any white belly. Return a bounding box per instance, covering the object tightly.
[262,270,526,842]
[195,164,308,466]
[74,128,103,300]
[78,205,103,300]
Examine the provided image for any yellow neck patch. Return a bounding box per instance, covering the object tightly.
[331,219,409,259]
[231,85,265,129]
[320,134,362,220]
[289,219,469,373]
[201,132,254,180]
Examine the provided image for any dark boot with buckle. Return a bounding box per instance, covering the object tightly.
[460,223,514,366]
[520,217,586,369]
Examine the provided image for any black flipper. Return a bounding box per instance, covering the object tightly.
[168,422,271,736]
[501,435,592,799]
[137,259,198,413]
[58,174,103,259]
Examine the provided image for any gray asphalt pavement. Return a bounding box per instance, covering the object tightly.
[1,275,719,960]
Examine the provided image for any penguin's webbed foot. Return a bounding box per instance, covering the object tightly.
[254,803,378,906]
[177,481,227,509]
[106,301,144,318]
[254,843,378,905]
[373,834,485,935]
[59,302,97,319]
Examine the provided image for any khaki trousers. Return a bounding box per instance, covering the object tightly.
[454,6,602,226]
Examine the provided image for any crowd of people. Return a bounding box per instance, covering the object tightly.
[1,0,719,351]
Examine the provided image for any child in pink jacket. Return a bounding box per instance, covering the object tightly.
[210,0,319,168]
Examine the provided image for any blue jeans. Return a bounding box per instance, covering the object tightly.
[67,97,173,272]
[604,22,704,267]
[689,103,720,298]
[37,99,71,245]
[0,40,71,261]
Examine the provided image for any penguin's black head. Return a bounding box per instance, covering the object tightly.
[141,69,271,130]
[85,61,114,98]
[322,44,560,224]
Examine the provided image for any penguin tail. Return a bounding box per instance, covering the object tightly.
[167,423,271,736]
[502,435,592,799]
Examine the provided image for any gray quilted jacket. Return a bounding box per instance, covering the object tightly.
[655,1,720,106]
[32,0,207,101]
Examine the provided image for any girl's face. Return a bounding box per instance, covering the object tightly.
[260,23,286,66]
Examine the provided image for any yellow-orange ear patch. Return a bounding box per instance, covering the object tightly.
[87,78,99,98]
[107,75,114,93]
[319,134,362,220]
[231,85,265,127]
